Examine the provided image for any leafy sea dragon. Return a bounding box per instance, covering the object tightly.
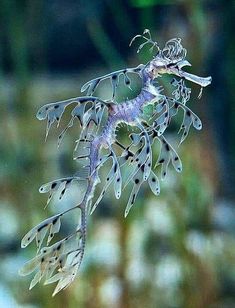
[19,30,212,296]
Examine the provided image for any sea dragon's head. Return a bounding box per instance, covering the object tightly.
[150,38,212,87]
[130,30,212,88]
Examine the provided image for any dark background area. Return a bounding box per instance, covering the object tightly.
[0,1,234,307]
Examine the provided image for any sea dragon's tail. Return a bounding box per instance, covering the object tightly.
[19,96,107,295]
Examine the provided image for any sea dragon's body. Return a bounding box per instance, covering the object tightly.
[20,30,211,296]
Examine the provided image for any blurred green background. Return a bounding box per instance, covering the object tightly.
[0,0,235,307]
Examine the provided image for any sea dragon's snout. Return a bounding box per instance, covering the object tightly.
[170,60,212,87]
[151,57,212,88]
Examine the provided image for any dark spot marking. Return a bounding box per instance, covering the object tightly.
[159,159,165,163]
[148,162,151,167]
[60,188,66,198]
[165,112,168,118]
[41,257,44,262]
[163,172,166,176]
[174,156,179,161]
[117,177,120,182]
[54,105,59,109]
[131,194,136,204]
[138,163,141,168]
[146,146,150,154]
[174,103,179,108]
[152,177,156,182]
[135,178,139,184]
[38,224,47,232]
[112,74,117,80]
[153,130,158,138]
[52,218,57,225]
[114,163,117,173]
[186,110,191,117]
[165,144,170,151]
[51,182,57,189]
[141,165,145,172]
[107,177,110,181]
[57,243,62,251]
[79,98,87,104]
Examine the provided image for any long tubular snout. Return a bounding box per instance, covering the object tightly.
[179,70,212,87]
[170,66,212,87]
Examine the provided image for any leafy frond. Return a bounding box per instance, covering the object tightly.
[81,64,144,98]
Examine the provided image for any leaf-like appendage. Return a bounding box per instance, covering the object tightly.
[21,214,62,249]
[81,65,144,98]
[39,177,85,206]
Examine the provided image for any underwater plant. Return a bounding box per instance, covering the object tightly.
[19,30,211,296]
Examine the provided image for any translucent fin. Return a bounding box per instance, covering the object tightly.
[36,96,109,140]
[154,135,182,179]
[129,132,144,145]
[178,105,202,144]
[29,271,42,290]
[124,146,146,188]
[124,73,132,89]
[90,150,121,214]
[39,177,85,206]
[154,104,169,136]
[155,96,202,144]
[111,150,122,199]
[81,65,144,98]
[111,74,120,99]
[52,263,79,296]
[20,231,81,291]
[171,78,191,104]
[19,255,40,276]
[148,171,160,196]
[47,217,61,245]
[57,118,74,147]
[21,214,62,249]
[124,168,144,217]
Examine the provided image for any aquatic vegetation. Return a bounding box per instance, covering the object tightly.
[19,30,211,296]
